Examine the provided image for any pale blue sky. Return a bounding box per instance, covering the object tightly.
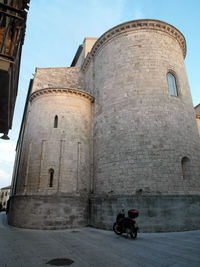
[0,0,200,188]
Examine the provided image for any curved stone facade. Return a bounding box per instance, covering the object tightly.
[82,19,186,71]
[91,20,200,195]
[16,88,93,196]
[9,19,200,231]
[9,87,93,229]
[8,195,88,229]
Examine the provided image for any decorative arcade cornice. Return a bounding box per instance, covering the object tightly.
[29,88,94,103]
[81,19,186,72]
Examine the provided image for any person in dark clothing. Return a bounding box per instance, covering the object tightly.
[6,198,10,214]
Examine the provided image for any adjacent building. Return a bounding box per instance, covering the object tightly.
[195,104,200,136]
[0,0,30,139]
[0,185,11,210]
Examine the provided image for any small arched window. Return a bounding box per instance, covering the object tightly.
[167,72,178,96]
[54,115,58,128]
[181,157,190,180]
[49,169,54,187]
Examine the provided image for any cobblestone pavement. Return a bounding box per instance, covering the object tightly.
[0,212,200,267]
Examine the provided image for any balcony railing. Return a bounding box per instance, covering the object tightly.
[0,0,29,61]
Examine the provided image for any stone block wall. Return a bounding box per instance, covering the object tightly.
[8,194,88,229]
[9,19,200,231]
[89,22,200,195]
[32,67,84,92]
[84,57,94,96]
[15,90,93,195]
[89,195,200,232]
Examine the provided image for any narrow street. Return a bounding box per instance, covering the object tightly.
[0,212,200,267]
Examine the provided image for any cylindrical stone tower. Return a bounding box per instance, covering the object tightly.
[20,88,93,195]
[9,72,94,229]
[90,19,200,194]
[87,19,200,231]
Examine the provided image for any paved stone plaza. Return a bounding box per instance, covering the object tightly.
[1,212,200,267]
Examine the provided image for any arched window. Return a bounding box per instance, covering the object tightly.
[54,115,58,128]
[167,72,178,96]
[181,157,190,179]
[49,169,54,187]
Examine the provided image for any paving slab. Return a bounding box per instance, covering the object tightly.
[0,212,200,267]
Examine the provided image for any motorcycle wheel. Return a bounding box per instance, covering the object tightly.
[130,228,137,239]
[113,222,122,235]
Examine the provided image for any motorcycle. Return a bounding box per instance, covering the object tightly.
[113,209,139,239]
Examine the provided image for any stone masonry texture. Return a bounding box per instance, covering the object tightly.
[8,19,200,231]
[91,29,200,195]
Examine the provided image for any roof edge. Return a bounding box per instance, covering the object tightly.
[82,19,186,72]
